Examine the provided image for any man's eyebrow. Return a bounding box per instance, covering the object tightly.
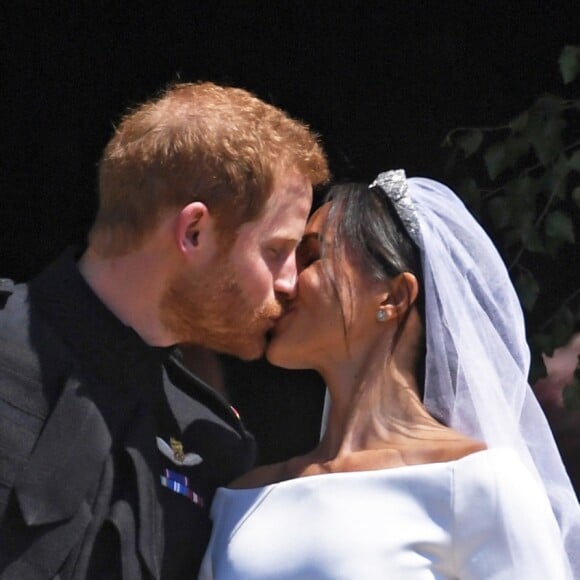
[271,236,304,247]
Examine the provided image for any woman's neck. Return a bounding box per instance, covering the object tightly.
[320,375,441,458]
[314,326,446,462]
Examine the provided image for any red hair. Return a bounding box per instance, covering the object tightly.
[91,82,329,255]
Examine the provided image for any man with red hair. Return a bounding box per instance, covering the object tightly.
[0,82,328,579]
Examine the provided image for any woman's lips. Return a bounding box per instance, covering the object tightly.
[270,307,295,336]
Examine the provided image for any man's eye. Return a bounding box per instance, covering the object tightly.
[267,247,286,260]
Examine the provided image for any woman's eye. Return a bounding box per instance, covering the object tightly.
[303,256,319,269]
[297,250,319,270]
[296,235,321,271]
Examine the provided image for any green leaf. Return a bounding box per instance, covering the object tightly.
[549,307,576,349]
[559,45,580,84]
[534,116,566,166]
[506,136,531,165]
[513,174,542,206]
[484,142,509,180]
[535,94,566,114]
[514,270,540,311]
[487,197,511,229]
[458,178,481,215]
[572,186,580,209]
[550,176,568,202]
[543,155,571,201]
[512,207,535,230]
[544,236,566,257]
[523,97,566,166]
[509,111,529,132]
[568,149,580,172]
[483,136,530,180]
[545,210,575,243]
[521,227,545,253]
[441,131,454,148]
[483,138,529,181]
[505,178,530,213]
[553,152,571,177]
[455,130,484,158]
[444,147,459,173]
[504,227,521,249]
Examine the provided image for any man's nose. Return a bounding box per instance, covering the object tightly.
[273,253,298,300]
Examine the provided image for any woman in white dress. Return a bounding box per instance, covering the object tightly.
[199,170,580,579]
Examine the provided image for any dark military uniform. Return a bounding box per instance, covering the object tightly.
[0,249,256,579]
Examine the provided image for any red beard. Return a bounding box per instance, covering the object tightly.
[160,258,283,359]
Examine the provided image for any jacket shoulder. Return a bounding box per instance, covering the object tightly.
[0,278,15,309]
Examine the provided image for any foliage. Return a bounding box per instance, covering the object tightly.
[443,46,580,405]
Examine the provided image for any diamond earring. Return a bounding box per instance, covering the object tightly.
[376,309,387,322]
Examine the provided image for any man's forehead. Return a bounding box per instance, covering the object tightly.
[274,166,313,198]
[264,174,311,218]
[235,191,310,244]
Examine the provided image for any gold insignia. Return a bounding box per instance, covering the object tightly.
[170,437,185,463]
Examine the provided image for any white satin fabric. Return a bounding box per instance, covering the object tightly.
[198,449,569,579]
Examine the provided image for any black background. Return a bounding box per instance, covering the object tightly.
[2,1,579,462]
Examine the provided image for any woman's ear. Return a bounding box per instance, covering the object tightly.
[378,272,419,320]
[174,202,213,256]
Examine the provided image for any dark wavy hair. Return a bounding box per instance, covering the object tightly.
[321,182,426,393]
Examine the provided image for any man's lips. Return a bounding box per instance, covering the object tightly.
[268,308,295,337]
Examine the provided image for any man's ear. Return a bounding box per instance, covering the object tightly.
[174,202,213,256]
[378,272,419,320]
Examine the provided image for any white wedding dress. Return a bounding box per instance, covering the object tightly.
[198,448,569,579]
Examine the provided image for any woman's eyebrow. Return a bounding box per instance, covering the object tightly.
[300,232,322,244]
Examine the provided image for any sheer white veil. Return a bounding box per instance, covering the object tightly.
[367,170,579,577]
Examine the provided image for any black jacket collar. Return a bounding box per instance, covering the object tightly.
[29,246,171,396]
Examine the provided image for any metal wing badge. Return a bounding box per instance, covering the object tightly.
[156,436,203,466]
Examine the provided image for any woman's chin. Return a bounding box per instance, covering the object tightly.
[265,339,302,370]
[264,342,289,368]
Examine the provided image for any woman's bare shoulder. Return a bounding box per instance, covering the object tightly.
[226,461,288,489]
[226,433,487,490]
[427,431,487,464]
[226,453,318,489]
